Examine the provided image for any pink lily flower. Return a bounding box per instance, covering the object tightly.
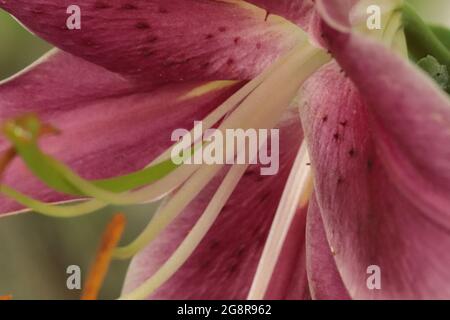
[0,0,449,300]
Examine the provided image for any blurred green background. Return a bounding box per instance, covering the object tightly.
[0,0,449,300]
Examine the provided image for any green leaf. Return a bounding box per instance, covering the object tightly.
[430,25,450,51]
[417,55,449,91]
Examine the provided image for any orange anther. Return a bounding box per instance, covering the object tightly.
[39,124,61,136]
[0,148,16,177]
[81,213,126,300]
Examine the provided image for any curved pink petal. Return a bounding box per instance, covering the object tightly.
[317,0,450,230]
[0,50,242,215]
[305,194,350,300]
[1,0,303,83]
[309,0,401,47]
[314,0,358,32]
[123,116,305,299]
[265,205,310,300]
[245,0,315,30]
[300,62,450,299]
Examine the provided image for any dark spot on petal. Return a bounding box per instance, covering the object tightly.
[147,36,158,43]
[31,7,44,14]
[218,26,227,32]
[261,191,271,199]
[256,42,262,50]
[322,115,328,122]
[135,21,150,29]
[158,7,169,14]
[228,262,239,275]
[94,1,112,9]
[209,240,220,250]
[200,259,211,270]
[367,159,374,171]
[81,38,95,47]
[201,62,210,69]
[141,48,155,57]
[339,120,348,127]
[348,148,356,157]
[234,37,241,45]
[163,60,185,67]
[206,34,214,40]
[245,169,259,177]
[333,132,340,141]
[235,246,245,258]
[121,3,138,10]
[337,177,344,185]
[227,58,235,66]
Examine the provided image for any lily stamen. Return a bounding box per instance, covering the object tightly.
[115,43,330,260]
[120,164,249,300]
[248,143,313,299]
[0,0,449,301]
[153,41,311,165]
[0,148,16,177]
[81,213,126,300]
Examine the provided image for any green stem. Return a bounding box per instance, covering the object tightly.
[402,3,450,70]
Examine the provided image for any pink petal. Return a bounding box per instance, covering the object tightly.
[123,116,304,299]
[245,0,315,29]
[300,61,450,299]
[315,0,358,32]
[0,50,242,215]
[306,194,350,300]
[318,17,450,230]
[1,0,303,83]
[264,205,310,300]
